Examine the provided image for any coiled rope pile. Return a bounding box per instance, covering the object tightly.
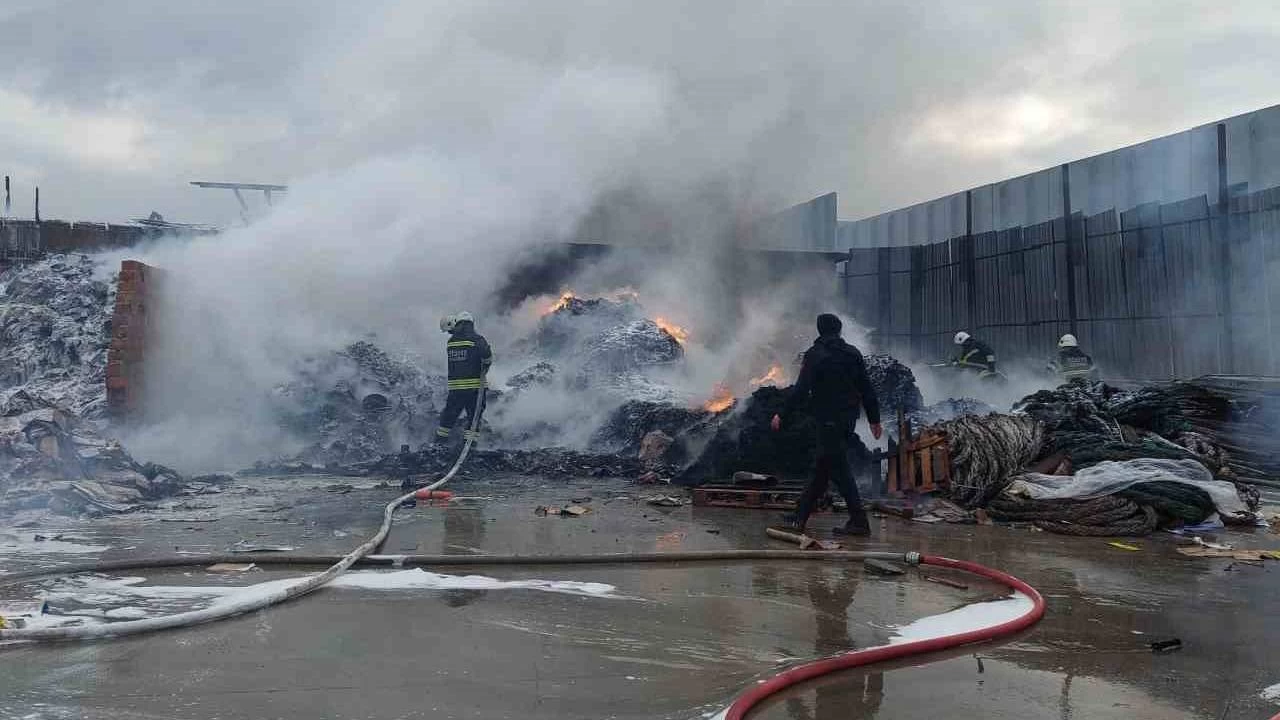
[986,495,1159,536]
[937,414,1042,508]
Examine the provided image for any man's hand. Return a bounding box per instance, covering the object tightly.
[770,414,782,432]
[870,423,883,440]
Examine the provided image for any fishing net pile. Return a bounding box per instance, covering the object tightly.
[922,379,1266,536]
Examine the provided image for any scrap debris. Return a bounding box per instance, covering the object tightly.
[765,526,841,550]
[646,495,685,507]
[1176,546,1280,560]
[535,504,591,517]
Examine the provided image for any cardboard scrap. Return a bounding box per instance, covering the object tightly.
[646,495,684,507]
[1176,546,1280,560]
[206,563,258,573]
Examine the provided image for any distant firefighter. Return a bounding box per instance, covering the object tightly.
[1047,333,1096,382]
[952,331,998,378]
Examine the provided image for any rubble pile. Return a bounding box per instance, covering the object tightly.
[274,341,443,466]
[0,256,213,515]
[0,390,197,514]
[0,254,114,419]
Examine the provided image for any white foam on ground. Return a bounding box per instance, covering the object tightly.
[0,533,108,556]
[331,569,617,597]
[1260,682,1280,701]
[888,592,1034,644]
[31,568,620,622]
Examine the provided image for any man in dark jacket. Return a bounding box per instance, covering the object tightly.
[435,311,492,446]
[771,313,882,536]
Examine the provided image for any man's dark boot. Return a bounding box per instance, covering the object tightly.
[832,513,871,537]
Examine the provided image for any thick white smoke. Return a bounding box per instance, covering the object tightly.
[123,68,675,470]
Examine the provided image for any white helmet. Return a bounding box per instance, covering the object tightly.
[954,331,971,345]
[439,311,474,333]
[1058,333,1078,348]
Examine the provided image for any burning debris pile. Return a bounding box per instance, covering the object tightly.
[274,341,442,466]
[913,379,1269,535]
[0,255,114,418]
[525,292,685,391]
[675,353,921,484]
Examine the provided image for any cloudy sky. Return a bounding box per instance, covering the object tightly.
[2,0,1278,226]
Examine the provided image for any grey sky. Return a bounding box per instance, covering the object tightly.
[2,0,1278,226]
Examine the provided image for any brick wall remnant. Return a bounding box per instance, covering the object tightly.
[106,260,157,420]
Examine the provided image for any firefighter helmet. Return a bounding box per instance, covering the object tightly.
[954,331,971,345]
[1058,334,1078,348]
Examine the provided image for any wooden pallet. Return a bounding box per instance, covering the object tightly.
[885,408,951,497]
[692,483,845,511]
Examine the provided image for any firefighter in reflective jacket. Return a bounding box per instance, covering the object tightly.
[1047,334,1096,381]
[435,312,492,444]
[952,331,997,377]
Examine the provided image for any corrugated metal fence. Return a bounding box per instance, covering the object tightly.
[0,219,42,266]
[844,184,1280,380]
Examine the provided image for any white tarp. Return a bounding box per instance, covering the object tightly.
[1006,458,1250,518]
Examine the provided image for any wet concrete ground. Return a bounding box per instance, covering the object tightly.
[1,473,1278,719]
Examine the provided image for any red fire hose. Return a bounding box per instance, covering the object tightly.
[723,554,1046,720]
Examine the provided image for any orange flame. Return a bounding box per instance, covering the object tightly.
[702,383,735,413]
[749,363,786,387]
[542,290,575,316]
[653,316,690,345]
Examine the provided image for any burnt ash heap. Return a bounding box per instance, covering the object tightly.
[0,254,114,418]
